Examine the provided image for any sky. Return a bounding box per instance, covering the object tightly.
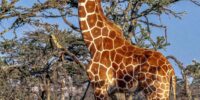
[158,1,200,77]
[1,0,200,78]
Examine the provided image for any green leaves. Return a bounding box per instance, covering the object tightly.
[185,60,200,79]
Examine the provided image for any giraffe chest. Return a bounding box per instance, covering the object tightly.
[87,57,139,90]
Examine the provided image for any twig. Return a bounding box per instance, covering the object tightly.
[166,55,184,70]
[162,7,184,19]
[131,3,161,19]
[191,0,200,6]
[50,34,90,100]
[81,80,90,100]
[59,10,81,32]
[50,34,86,70]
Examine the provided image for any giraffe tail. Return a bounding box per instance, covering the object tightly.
[171,75,177,100]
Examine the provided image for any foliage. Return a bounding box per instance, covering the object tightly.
[186,60,200,83]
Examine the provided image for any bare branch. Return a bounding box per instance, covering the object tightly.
[166,55,184,70]
[50,34,86,70]
[59,10,81,32]
[191,0,200,6]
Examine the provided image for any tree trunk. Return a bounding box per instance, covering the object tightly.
[47,80,51,100]
[183,73,192,100]
[61,79,65,100]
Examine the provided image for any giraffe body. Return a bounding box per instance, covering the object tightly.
[78,0,176,99]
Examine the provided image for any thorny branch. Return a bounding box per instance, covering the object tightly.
[59,10,81,32]
[50,34,86,70]
[167,55,184,70]
[103,0,189,49]
[0,0,77,36]
[50,34,89,100]
[191,0,200,6]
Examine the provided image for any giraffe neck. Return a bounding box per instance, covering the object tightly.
[78,0,123,56]
[78,0,103,56]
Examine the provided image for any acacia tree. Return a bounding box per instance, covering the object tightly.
[0,0,200,99]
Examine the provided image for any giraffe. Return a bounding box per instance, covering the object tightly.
[78,0,176,100]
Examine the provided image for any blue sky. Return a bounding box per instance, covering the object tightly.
[1,1,200,78]
[159,1,200,77]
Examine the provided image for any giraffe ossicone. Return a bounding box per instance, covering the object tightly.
[78,0,176,100]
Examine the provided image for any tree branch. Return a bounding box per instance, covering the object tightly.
[50,34,86,70]
[166,55,184,70]
[59,10,81,32]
